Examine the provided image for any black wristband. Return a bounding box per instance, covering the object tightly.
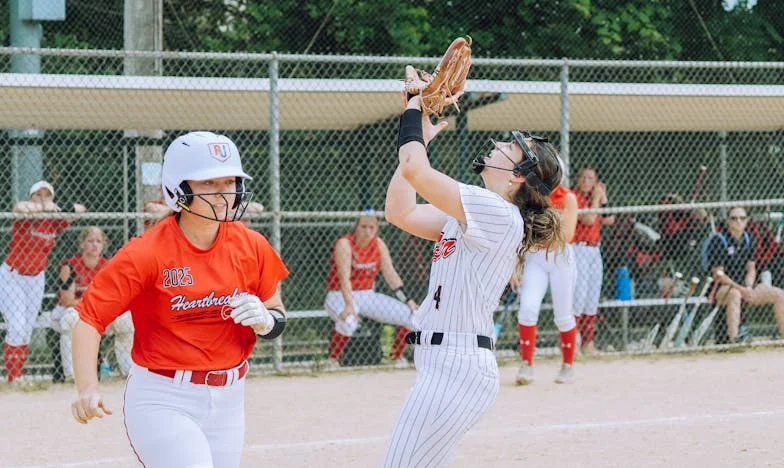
[397,109,425,150]
[393,287,409,303]
[260,307,287,340]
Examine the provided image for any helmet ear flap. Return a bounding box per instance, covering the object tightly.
[233,177,246,209]
[178,181,194,207]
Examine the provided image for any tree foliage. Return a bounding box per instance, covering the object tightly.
[1,0,782,60]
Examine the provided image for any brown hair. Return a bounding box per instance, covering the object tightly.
[512,138,564,276]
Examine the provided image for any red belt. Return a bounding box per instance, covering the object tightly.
[149,361,249,386]
[574,241,601,247]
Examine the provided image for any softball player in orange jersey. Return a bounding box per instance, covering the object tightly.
[515,183,579,385]
[69,132,289,468]
[384,95,564,467]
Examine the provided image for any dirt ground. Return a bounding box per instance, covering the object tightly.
[2,349,783,468]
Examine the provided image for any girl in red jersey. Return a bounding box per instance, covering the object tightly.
[0,180,86,383]
[573,167,615,354]
[324,210,418,370]
[515,182,579,385]
[69,132,289,468]
[51,227,134,380]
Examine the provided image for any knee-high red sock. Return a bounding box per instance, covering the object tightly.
[560,327,577,364]
[4,343,28,382]
[518,324,537,366]
[582,315,597,344]
[390,327,410,361]
[329,328,351,361]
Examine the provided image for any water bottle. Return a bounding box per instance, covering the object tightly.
[99,357,111,382]
[615,267,632,301]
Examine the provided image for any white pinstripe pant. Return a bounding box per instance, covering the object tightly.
[384,331,499,468]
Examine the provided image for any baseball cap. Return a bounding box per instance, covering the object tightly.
[29,180,54,197]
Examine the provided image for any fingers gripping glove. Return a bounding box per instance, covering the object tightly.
[229,295,275,335]
[403,36,473,117]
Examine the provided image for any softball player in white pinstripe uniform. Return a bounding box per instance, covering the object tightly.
[384,94,564,467]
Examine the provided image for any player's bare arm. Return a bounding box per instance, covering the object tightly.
[334,238,357,320]
[377,239,417,312]
[385,99,451,241]
[398,96,466,224]
[561,192,579,243]
[745,260,756,288]
[71,321,112,424]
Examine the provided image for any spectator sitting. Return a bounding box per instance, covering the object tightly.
[707,206,784,343]
[324,210,417,370]
[0,180,86,383]
[50,227,134,380]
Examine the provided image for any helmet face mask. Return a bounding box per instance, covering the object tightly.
[174,178,253,223]
[162,132,253,223]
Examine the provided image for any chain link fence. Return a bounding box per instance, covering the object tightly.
[1,47,783,382]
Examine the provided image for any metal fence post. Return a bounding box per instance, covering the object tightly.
[269,53,283,372]
[560,59,570,186]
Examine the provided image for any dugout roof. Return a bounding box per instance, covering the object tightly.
[1,74,783,132]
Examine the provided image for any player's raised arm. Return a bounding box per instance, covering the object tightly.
[385,96,452,241]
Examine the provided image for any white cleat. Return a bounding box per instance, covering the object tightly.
[322,358,341,372]
[392,358,410,369]
[515,363,535,386]
[555,364,574,384]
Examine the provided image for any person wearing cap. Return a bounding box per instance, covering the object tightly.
[68,132,289,468]
[323,209,418,370]
[0,181,87,383]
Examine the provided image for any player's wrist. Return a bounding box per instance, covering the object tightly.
[259,307,287,340]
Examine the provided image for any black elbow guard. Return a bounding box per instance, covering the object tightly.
[260,308,287,340]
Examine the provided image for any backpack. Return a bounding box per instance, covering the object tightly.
[701,231,751,272]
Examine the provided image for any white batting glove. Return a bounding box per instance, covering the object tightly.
[228,295,274,335]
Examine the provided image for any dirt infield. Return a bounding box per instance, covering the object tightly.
[3,349,783,467]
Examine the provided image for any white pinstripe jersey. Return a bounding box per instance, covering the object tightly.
[413,183,524,336]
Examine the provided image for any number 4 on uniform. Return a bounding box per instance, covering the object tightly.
[433,285,442,309]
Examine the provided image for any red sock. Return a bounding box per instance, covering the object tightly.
[329,328,351,361]
[583,315,597,344]
[4,343,28,382]
[390,327,410,360]
[560,327,577,364]
[518,324,537,366]
[575,315,583,338]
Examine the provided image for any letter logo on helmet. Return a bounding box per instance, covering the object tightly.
[162,131,253,222]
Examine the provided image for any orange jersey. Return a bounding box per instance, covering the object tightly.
[75,216,289,370]
[326,234,381,291]
[573,190,601,243]
[58,254,107,304]
[549,185,572,210]
[4,219,69,275]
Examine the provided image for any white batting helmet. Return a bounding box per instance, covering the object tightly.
[161,131,252,214]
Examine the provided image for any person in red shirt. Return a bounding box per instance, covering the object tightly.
[515,181,579,384]
[324,210,418,370]
[50,226,135,380]
[0,180,86,383]
[572,167,615,354]
[69,132,289,468]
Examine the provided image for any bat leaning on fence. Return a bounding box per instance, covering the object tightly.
[494,290,518,340]
[660,277,700,349]
[673,276,713,348]
[690,305,721,346]
[642,272,682,352]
